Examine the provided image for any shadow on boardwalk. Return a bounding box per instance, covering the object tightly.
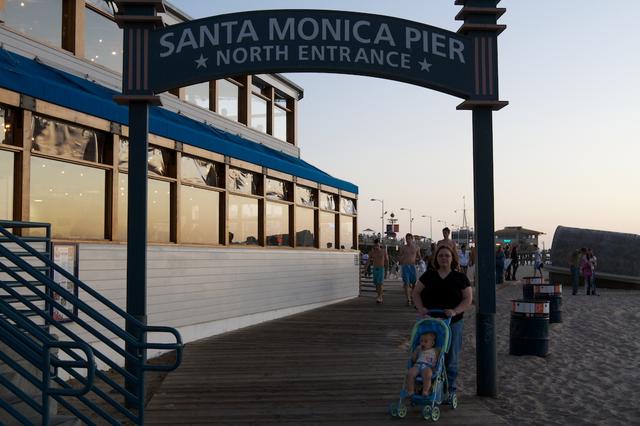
[145,281,506,425]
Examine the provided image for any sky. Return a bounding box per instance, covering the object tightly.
[171,0,640,248]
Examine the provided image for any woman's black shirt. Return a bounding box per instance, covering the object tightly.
[418,269,470,324]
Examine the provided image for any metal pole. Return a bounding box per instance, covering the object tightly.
[472,107,497,397]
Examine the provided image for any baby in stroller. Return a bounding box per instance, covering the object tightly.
[390,312,456,421]
[406,332,439,397]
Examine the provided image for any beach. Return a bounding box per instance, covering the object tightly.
[457,278,640,425]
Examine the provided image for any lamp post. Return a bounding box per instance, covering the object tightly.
[370,198,385,239]
[400,207,413,235]
[421,214,433,242]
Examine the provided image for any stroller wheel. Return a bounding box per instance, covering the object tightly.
[451,394,458,409]
[422,406,431,420]
[389,402,398,417]
[431,406,441,421]
[397,404,408,418]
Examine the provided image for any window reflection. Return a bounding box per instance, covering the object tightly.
[30,157,105,239]
[340,198,357,215]
[266,202,289,246]
[319,211,336,249]
[296,185,316,207]
[273,106,287,141]
[32,115,104,163]
[217,79,239,121]
[227,167,259,195]
[340,215,354,250]
[181,186,220,244]
[185,82,210,109]
[295,207,314,247]
[1,106,16,145]
[119,141,172,177]
[228,195,259,245]
[265,177,290,201]
[320,192,337,211]
[0,150,14,220]
[84,7,122,72]
[181,155,221,187]
[250,95,267,133]
[1,0,62,47]
[117,174,170,242]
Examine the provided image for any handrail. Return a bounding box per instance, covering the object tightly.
[0,226,184,365]
[0,220,183,425]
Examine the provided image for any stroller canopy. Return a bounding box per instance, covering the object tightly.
[409,317,451,354]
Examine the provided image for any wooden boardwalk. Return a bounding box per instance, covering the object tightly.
[145,280,507,425]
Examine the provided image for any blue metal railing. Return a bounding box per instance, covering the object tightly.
[0,221,184,424]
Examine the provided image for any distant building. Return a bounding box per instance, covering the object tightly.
[495,226,544,251]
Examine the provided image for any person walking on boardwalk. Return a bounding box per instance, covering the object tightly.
[368,239,389,304]
[412,245,472,402]
[437,227,457,252]
[588,248,598,296]
[569,249,581,295]
[532,245,543,278]
[579,247,594,295]
[495,246,505,284]
[508,245,519,281]
[398,233,421,306]
[458,244,470,277]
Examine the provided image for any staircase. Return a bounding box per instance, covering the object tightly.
[0,220,183,425]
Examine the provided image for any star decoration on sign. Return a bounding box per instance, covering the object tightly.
[418,58,432,72]
[195,54,208,69]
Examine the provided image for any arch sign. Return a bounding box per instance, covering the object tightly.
[113,1,506,403]
[148,10,475,98]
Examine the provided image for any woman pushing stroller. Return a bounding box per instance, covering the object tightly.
[412,244,473,401]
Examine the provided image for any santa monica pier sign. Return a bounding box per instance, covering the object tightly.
[148,10,477,98]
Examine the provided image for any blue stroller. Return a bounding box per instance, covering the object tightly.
[389,311,457,421]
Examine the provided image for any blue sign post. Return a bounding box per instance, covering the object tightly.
[114,0,507,403]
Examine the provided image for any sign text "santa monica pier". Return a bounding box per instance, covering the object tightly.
[149,10,474,98]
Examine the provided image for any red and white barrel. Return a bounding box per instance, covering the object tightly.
[533,283,563,324]
[509,299,549,357]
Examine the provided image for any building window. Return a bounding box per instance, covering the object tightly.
[1,106,17,145]
[340,198,357,215]
[273,92,289,141]
[119,140,173,177]
[295,206,315,247]
[180,185,220,245]
[265,177,290,201]
[296,185,316,207]
[319,211,336,249]
[340,215,354,250]
[181,155,221,188]
[0,150,14,220]
[184,82,210,109]
[227,167,260,195]
[84,5,122,72]
[1,0,63,47]
[250,80,268,133]
[228,194,259,245]
[32,115,107,163]
[320,191,337,211]
[217,79,239,122]
[30,157,105,239]
[266,202,289,247]
[117,174,171,243]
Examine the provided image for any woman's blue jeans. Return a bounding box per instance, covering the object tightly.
[445,319,464,393]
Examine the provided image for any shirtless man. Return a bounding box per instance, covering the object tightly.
[367,239,389,304]
[398,233,421,306]
[437,227,457,252]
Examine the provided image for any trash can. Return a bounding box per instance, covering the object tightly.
[522,276,544,299]
[534,284,562,323]
[509,299,549,357]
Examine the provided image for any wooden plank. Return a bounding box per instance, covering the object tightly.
[144,284,507,425]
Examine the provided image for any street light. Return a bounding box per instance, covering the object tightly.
[400,207,413,234]
[370,198,386,239]
[421,214,433,241]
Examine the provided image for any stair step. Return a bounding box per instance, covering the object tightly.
[4,266,51,273]
[0,295,43,303]
[2,281,46,288]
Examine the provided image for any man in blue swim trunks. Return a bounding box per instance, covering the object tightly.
[398,233,421,306]
[367,239,389,304]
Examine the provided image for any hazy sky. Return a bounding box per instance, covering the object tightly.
[171,0,640,247]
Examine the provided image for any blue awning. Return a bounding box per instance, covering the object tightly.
[0,48,358,194]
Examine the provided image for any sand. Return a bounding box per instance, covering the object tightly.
[456,280,640,425]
